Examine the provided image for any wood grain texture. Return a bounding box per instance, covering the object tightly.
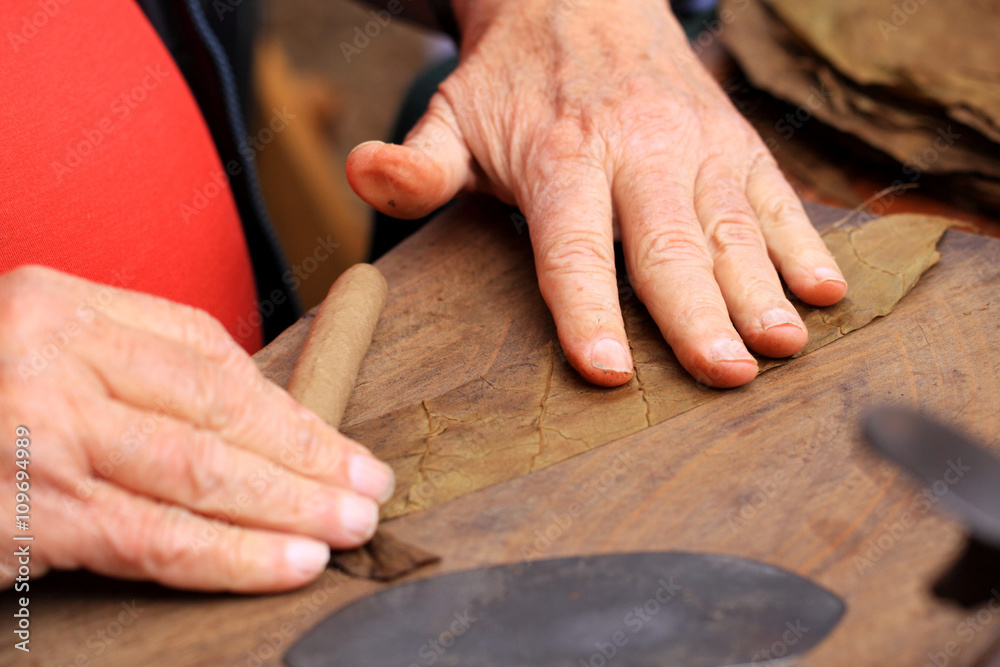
[4,197,1000,667]
[345,214,951,521]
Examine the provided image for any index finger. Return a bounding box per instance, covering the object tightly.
[75,312,395,504]
[525,159,634,387]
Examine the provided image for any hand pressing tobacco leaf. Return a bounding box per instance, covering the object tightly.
[348,0,848,389]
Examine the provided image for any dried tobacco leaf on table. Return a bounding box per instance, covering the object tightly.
[330,531,441,581]
[720,0,1000,208]
[720,0,1000,179]
[760,0,1000,144]
[344,215,953,522]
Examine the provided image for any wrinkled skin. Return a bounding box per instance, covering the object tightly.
[348,0,847,389]
[1,0,848,596]
[0,267,394,593]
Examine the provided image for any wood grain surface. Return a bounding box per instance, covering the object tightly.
[4,197,1000,667]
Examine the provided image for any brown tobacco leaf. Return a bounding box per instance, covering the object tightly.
[344,215,952,521]
[759,0,1000,144]
[329,530,441,582]
[720,0,1000,181]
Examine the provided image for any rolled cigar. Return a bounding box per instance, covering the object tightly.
[285,263,439,581]
[286,263,388,429]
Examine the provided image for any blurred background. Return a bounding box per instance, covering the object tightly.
[252,0,454,308]
[251,0,1000,311]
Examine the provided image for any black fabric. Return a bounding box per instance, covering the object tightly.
[137,0,302,344]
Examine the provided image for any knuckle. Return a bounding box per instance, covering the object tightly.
[93,314,143,367]
[616,120,690,159]
[535,123,590,158]
[184,432,230,507]
[757,194,804,227]
[706,214,765,256]
[613,106,700,157]
[284,482,312,526]
[145,507,201,572]
[262,473,310,526]
[740,276,782,302]
[537,229,615,277]
[662,296,729,341]
[180,305,236,360]
[189,359,241,432]
[522,130,604,200]
[110,504,196,573]
[214,529,255,584]
[287,425,339,475]
[631,226,711,288]
[682,299,728,326]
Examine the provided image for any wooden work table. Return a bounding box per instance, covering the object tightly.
[4,194,1000,666]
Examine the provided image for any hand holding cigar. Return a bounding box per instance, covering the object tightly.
[287,263,439,581]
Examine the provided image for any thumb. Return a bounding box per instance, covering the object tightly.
[346,94,475,219]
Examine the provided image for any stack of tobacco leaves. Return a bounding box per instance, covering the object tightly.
[719,0,1000,209]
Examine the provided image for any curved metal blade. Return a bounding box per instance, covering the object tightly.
[863,406,1000,545]
[286,552,844,667]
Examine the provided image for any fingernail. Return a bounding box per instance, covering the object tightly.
[591,338,633,373]
[340,495,379,541]
[709,339,756,363]
[349,140,385,156]
[760,309,802,331]
[349,455,395,504]
[285,538,330,578]
[814,267,847,285]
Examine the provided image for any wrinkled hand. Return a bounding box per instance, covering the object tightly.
[0,267,394,593]
[347,0,847,388]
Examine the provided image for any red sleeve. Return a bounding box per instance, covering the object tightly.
[0,0,263,352]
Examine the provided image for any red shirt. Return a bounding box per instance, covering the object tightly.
[0,0,262,351]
